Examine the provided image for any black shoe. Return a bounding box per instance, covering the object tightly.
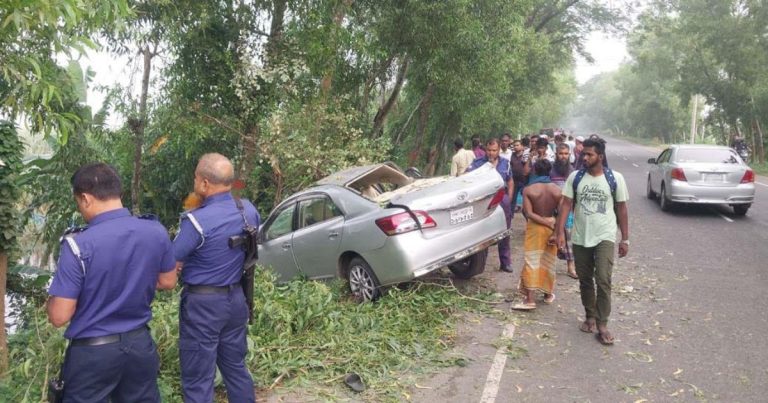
[499,265,513,273]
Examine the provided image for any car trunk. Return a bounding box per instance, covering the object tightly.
[376,164,504,236]
[680,163,747,187]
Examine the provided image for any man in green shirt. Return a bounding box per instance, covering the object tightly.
[553,137,629,345]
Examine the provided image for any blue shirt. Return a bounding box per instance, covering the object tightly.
[48,208,176,339]
[467,156,512,184]
[173,192,260,286]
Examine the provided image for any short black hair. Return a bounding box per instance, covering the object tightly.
[536,137,549,148]
[486,137,500,147]
[521,137,530,147]
[582,137,606,156]
[71,163,123,200]
[454,138,465,149]
[471,136,482,147]
[501,133,511,140]
[534,158,552,176]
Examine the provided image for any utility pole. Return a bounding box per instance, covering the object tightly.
[690,95,698,144]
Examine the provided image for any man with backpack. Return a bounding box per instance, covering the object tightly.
[552,137,629,346]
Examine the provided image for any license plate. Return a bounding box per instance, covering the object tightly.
[702,173,724,182]
[450,206,474,225]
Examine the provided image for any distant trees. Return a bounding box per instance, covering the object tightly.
[570,0,767,164]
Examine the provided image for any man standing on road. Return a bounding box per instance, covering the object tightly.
[47,163,177,401]
[472,136,486,159]
[450,138,476,176]
[508,139,529,214]
[500,133,513,161]
[467,138,514,273]
[513,159,561,310]
[550,143,578,279]
[174,153,260,402]
[553,138,630,345]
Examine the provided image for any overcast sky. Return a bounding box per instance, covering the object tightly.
[574,31,629,85]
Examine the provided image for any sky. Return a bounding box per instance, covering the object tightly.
[574,31,629,85]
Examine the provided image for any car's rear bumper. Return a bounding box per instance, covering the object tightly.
[668,180,755,204]
[362,206,509,285]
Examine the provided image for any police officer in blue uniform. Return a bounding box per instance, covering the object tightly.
[174,153,260,402]
[47,162,178,402]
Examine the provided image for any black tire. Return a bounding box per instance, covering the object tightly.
[733,204,750,216]
[659,183,673,212]
[347,257,382,302]
[448,250,488,279]
[646,176,656,199]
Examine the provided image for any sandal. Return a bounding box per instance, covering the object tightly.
[543,293,556,304]
[511,302,536,310]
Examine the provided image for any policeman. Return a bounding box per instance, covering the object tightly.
[47,163,178,401]
[173,153,260,402]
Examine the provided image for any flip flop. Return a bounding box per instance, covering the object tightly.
[344,373,366,393]
[511,302,536,310]
[596,331,615,345]
[566,272,579,279]
[579,320,596,333]
[543,293,556,304]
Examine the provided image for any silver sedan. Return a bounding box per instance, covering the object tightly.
[646,144,755,215]
[257,162,510,301]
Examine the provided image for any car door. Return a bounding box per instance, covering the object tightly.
[258,202,301,281]
[291,195,345,280]
[650,149,670,192]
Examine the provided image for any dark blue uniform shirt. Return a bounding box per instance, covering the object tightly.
[48,208,176,339]
[173,192,260,286]
[468,156,512,184]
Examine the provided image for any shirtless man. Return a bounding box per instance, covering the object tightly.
[513,159,561,310]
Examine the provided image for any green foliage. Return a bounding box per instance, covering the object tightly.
[2,269,496,401]
[0,121,23,254]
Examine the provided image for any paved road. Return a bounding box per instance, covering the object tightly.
[410,136,768,402]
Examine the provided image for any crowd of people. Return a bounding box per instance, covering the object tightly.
[456,130,630,346]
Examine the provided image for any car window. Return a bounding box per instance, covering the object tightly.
[298,197,343,229]
[658,149,671,163]
[674,148,739,164]
[264,204,295,240]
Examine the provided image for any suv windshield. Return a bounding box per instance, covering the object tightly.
[675,148,739,164]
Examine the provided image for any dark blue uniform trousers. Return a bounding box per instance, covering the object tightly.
[179,286,255,403]
[62,327,160,402]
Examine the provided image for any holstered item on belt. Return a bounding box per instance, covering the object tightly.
[232,197,258,324]
[48,377,64,403]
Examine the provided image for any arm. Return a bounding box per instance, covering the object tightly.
[157,265,179,290]
[552,196,572,249]
[506,177,515,199]
[47,296,77,328]
[616,201,629,257]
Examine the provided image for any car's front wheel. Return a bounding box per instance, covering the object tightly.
[646,176,656,199]
[347,257,381,302]
[448,250,488,279]
[660,183,673,212]
[733,204,750,216]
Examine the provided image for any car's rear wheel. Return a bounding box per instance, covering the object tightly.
[733,204,750,216]
[448,250,488,279]
[659,183,673,212]
[646,176,656,199]
[347,257,381,302]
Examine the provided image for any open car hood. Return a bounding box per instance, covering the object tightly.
[316,162,412,188]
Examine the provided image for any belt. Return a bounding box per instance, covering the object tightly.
[186,283,240,294]
[70,326,148,347]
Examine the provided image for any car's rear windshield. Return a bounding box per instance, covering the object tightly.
[675,148,739,164]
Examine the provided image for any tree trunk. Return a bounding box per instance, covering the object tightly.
[320,0,355,99]
[370,58,409,138]
[754,118,765,164]
[0,250,8,375]
[130,45,154,214]
[407,83,435,168]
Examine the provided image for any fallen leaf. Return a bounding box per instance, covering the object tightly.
[516,385,522,393]
[414,383,432,389]
[673,368,683,376]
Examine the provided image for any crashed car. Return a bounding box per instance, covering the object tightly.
[257,162,510,301]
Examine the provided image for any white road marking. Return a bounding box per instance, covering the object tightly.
[632,163,639,168]
[718,213,734,223]
[479,323,516,403]
[755,181,768,188]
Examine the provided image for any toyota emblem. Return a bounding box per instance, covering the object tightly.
[457,191,468,201]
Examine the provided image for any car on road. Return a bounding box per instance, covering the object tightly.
[257,162,511,301]
[646,144,755,215]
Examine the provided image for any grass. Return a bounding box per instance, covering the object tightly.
[1,268,500,402]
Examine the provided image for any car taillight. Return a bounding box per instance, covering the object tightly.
[487,189,505,210]
[671,168,687,181]
[375,211,436,236]
[741,169,755,183]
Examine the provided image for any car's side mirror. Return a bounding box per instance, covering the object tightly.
[647,158,656,164]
